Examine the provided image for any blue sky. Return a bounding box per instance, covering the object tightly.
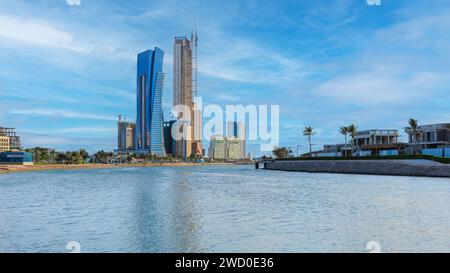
[0,0,449,155]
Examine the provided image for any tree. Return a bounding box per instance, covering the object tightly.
[339,126,349,157]
[408,118,419,155]
[347,124,358,156]
[303,126,316,157]
[272,147,289,159]
[79,149,89,162]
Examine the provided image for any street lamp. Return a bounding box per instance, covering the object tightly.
[296,145,302,157]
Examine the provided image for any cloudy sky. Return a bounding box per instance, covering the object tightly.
[0,0,449,155]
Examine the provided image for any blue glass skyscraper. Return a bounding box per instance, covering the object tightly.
[136,47,166,156]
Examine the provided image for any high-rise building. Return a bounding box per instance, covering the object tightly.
[135,48,166,156]
[227,121,246,159]
[117,115,136,152]
[163,120,176,155]
[0,135,9,152]
[173,35,203,158]
[209,135,227,160]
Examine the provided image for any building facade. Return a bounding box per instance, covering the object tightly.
[226,121,246,159]
[405,123,450,157]
[209,135,245,160]
[135,48,166,156]
[0,152,33,165]
[173,35,202,158]
[0,135,9,152]
[0,127,21,151]
[351,129,405,156]
[163,120,176,156]
[117,115,136,152]
[209,136,227,160]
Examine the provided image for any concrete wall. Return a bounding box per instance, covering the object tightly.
[265,160,450,177]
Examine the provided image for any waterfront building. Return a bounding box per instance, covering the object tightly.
[351,129,406,156]
[405,123,450,157]
[135,48,166,156]
[226,138,241,160]
[209,136,227,160]
[163,120,176,156]
[0,135,10,152]
[226,121,246,159]
[209,135,245,160]
[0,152,33,165]
[173,35,202,158]
[0,127,21,151]
[117,115,136,152]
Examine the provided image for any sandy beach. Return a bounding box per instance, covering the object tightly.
[0,162,235,175]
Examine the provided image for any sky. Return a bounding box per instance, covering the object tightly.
[0,0,449,155]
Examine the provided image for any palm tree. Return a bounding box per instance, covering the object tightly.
[408,118,419,154]
[303,126,316,157]
[339,126,349,157]
[347,124,358,156]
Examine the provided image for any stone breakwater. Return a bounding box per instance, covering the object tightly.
[265,160,450,177]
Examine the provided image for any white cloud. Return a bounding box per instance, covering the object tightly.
[0,14,90,53]
[10,108,116,121]
[66,0,81,6]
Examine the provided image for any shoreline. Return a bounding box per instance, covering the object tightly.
[0,162,238,175]
[264,159,450,178]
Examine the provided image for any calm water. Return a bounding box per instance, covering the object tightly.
[0,165,450,253]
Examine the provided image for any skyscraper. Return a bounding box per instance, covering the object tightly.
[135,47,166,156]
[173,34,202,158]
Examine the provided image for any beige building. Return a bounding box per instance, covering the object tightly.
[0,135,10,152]
[173,35,203,158]
[209,135,244,160]
[226,121,246,159]
[209,136,227,159]
[117,116,136,152]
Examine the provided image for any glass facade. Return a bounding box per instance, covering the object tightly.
[135,48,166,156]
[0,152,33,164]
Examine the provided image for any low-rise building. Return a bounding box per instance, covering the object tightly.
[0,152,33,165]
[352,129,406,156]
[405,123,450,157]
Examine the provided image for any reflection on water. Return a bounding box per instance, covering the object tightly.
[0,165,450,253]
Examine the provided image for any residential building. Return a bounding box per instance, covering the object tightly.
[405,123,450,157]
[0,135,9,152]
[209,136,227,160]
[0,127,21,150]
[226,138,241,160]
[173,35,203,158]
[209,135,245,160]
[352,129,405,156]
[135,47,166,156]
[117,115,136,152]
[227,121,246,159]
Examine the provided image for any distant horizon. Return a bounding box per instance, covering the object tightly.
[1,0,449,156]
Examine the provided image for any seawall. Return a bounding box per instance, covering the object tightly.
[265,160,450,177]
